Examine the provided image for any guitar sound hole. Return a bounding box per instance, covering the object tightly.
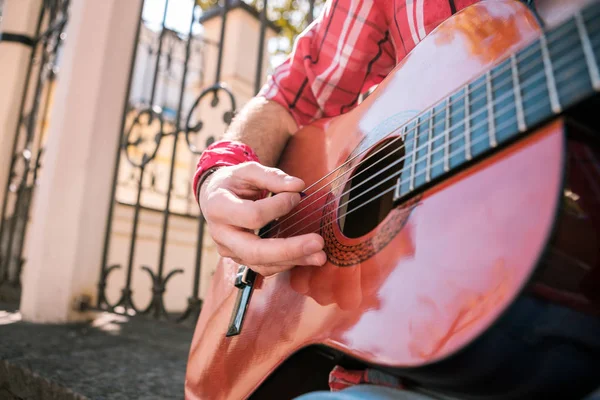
[338,138,405,238]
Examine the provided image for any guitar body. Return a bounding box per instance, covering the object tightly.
[186,1,600,399]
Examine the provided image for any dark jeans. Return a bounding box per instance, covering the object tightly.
[299,296,600,400]
[296,384,600,400]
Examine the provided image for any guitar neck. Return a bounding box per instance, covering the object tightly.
[395,2,600,202]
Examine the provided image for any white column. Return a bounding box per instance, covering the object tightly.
[20,0,143,323]
[0,0,42,208]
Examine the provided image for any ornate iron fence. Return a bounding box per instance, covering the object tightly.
[0,0,70,290]
[96,0,315,323]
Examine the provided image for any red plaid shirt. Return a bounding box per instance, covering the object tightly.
[258,0,481,128]
[256,0,480,390]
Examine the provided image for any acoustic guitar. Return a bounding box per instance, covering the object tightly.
[186,1,600,399]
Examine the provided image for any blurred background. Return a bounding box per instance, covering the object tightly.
[0,0,322,397]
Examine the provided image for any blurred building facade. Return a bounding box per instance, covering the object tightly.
[0,0,289,323]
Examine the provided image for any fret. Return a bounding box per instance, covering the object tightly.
[400,124,408,141]
[510,54,527,132]
[469,74,490,158]
[444,98,450,172]
[516,37,553,128]
[414,110,430,187]
[539,34,562,113]
[548,17,594,109]
[490,58,518,142]
[409,117,418,191]
[464,84,472,161]
[551,44,588,72]
[398,125,410,193]
[394,121,417,200]
[545,18,579,64]
[392,2,600,205]
[397,121,416,198]
[430,102,446,180]
[576,12,600,90]
[485,71,497,147]
[448,89,466,169]
[426,111,433,182]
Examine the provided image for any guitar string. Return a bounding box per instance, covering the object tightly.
[270,77,552,238]
[291,23,584,201]
[275,90,549,239]
[262,24,592,235]
[283,18,591,211]
[283,104,567,243]
[278,78,593,240]
[267,52,589,238]
[264,50,590,238]
[290,26,589,209]
[262,52,574,238]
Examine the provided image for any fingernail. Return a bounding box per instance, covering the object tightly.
[284,175,299,183]
[290,193,301,207]
[303,240,323,255]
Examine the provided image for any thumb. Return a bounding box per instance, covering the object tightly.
[233,162,305,194]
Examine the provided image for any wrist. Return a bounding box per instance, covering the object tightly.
[192,140,261,204]
[196,167,220,204]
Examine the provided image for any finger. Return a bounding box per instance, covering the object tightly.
[209,190,301,230]
[208,224,238,258]
[232,162,305,194]
[250,264,296,277]
[263,251,326,267]
[243,251,326,277]
[215,226,324,266]
[215,244,234,258]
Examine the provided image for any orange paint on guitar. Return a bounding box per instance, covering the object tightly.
[185,2,574,399]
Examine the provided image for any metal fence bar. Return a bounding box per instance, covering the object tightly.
[99,0,176,315]
[121,163,146,311]
[147,1,196,320]
[214,0,228,84]
[0,6,44,285]
[2,10,53,282]
[178,0,238,322]
[117,0,174,316]
[97,0,146,309]
[97,0,238,322]
[96,0,309,324]
[149,0,169,107]
[0,0,69,288]
[254,0,268,95]
[1,0,312,317]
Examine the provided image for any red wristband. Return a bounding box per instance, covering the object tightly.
[192,140,261,203]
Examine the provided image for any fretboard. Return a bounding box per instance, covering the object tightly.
[395,2,600,201]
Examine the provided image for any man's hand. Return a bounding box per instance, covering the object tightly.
[199,162,327,277]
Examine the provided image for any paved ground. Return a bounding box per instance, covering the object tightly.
[0,302,195,400]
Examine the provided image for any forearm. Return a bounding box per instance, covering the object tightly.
[222,96,298,167]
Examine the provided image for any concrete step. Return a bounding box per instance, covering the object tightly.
[0,303,195,400]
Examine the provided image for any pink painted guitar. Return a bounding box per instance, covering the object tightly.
[186,1,600,399]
